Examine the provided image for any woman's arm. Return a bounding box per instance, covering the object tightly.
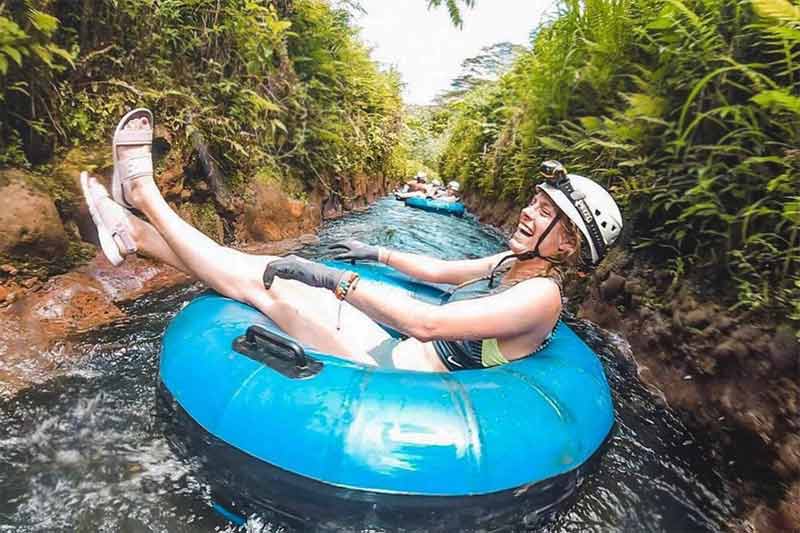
[333,240,511,285]
[380,249,510,285]
[262,257,559,348]
[346,277,560,343]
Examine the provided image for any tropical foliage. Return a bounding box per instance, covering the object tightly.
[403,104,452,177]
[436,42,525,103]
[428,0,476,27]
[0,0,405,189]
[439,0,799,318]
[0,3,74,167]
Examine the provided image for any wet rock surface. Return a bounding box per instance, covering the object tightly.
[0,172,68,260]
[0,254,188,399]
[237,182,320,241]
[573,261,800,532]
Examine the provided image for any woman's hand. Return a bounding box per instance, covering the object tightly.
[263,256,348,291]
[329,240,380,262]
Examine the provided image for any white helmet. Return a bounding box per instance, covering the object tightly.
[447,181,460,192]
[432,179,443,186]
[538,174,622,265]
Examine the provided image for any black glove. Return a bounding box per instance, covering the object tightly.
[329,239,380,262]
[263,256,348,291]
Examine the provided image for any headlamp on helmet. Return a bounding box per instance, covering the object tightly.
[540,160,567,184]
[536,160,622,266]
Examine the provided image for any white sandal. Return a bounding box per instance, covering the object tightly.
[112,108,153,209]
[81,171,137,266]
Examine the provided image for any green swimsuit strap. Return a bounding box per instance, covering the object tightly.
[481,338,509,367]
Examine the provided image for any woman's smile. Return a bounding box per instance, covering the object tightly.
[508,192,562,254]
[517,223,534,238]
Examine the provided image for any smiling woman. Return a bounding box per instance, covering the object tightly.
[81,105,621,375]
[509,192,581,265]
[80,110,623,522]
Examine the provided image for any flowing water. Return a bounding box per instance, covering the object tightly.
[0,198,736,532]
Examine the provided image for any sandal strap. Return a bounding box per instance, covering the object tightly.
[115,128,153,145]
[120,154,153,182]
[111,224,137,254]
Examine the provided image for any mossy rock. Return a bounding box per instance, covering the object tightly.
[49,145,114,216]
[0,240,96,280]
[0,154,109,278]
[178,201,224,243]
[0,145,113,223]
[253,166,309,202]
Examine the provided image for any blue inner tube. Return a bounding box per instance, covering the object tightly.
[158,263,614,528]
[394,191,419,200]
[405,196,466,217]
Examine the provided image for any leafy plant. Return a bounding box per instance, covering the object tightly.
[427,0,476,28]
[1,0,406,199]
[439,0,799,317]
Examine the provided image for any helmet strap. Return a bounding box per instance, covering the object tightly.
[490,215,560,287]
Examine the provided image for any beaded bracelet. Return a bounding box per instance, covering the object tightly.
[348,274,361,294]
[334,272,360,300]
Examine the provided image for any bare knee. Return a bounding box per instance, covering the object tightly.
[217,277,263,306]
[196,251,264,303]
[244,287,279,315]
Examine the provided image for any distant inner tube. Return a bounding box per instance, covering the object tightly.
[405,196,466,216]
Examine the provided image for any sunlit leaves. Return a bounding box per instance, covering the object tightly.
[439,0,799,314]
[27,9,59,33]
[751,89,800,115]
[427,0,476,28]
[752,0,800,20]
[1,45,22,66]
[784,197,800,225]
[0,14,72,78]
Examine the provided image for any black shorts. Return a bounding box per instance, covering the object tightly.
[432,339,482,371]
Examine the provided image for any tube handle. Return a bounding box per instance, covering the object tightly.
[233,325,322,379]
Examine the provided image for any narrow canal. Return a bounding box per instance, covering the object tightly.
[0,198,735,532]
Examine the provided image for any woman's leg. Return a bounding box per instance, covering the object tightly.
[128,206,193,275]
[111,116,389,362]
[390,339,448,372]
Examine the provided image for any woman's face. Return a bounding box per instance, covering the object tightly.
[508,192,568,257]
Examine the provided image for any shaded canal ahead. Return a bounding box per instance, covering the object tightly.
[0,198,736,532]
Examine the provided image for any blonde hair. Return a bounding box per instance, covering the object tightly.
[523,209,583,286]
[549,214,583,267]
